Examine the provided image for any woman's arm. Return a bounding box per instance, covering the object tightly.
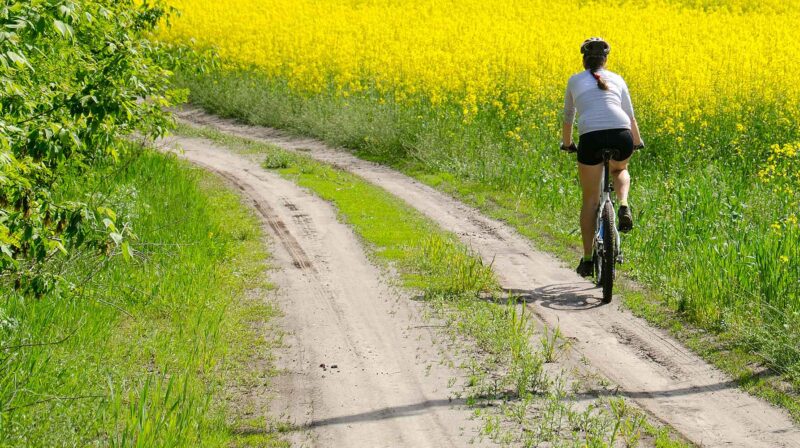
[630,117,643,146]
[562,122,574,146]
[620,81,643,146]
[563,82,576,146]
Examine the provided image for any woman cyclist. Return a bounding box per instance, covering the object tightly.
[561,37,644,278]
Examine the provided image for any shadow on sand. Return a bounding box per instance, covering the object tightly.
[480,282,606,311]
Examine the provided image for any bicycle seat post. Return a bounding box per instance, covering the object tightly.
[602,149,614,195]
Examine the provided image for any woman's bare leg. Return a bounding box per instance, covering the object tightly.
[578,162,603,258]
[610,158,631,205]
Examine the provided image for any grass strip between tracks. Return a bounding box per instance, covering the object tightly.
[177,123,689,447]
[0,147,286,447]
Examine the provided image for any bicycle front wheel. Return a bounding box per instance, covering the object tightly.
[601,200,617,303]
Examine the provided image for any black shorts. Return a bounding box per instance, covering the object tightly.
[577,128,634,165]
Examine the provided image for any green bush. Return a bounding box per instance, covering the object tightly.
[0,0,177,295]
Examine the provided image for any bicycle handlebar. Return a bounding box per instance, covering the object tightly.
[560,141,645,154]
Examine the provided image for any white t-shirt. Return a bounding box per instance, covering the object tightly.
[563,69,635,135]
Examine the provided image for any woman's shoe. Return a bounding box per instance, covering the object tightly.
[618,205,633,233]
[576,258,594,278]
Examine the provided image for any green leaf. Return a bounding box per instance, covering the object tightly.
[5,51,29,69]
[54,241,68,255]
[109,232,123,245]
[121,241,132,262]
[53,20,73,38]
[102,218,116,232]
[98,206,116,221]
[7,19,28,30]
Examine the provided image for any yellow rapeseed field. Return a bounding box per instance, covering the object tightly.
[161,0,800,206]
[162,0,799,119]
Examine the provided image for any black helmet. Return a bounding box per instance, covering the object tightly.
[581,37,610,56]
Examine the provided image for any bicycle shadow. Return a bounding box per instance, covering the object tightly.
[497,283,605,311]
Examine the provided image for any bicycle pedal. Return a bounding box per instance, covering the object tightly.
[616,254,625,264]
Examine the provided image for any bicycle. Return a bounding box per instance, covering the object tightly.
[561,142,643,303]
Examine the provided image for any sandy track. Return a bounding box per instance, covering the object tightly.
[161,136,489,447]
[176,107,800,448]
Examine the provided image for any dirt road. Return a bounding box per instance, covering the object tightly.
[162,136,489,447]
[175,107,800,448]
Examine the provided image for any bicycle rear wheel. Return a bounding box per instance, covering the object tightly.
[601,201,617,303]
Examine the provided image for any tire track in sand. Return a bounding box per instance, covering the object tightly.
[160,136,490,447]
[175,107,800,448]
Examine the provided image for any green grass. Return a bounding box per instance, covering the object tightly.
[176,66,800,420]
[0,147,286,447]
[178,123,689,446]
